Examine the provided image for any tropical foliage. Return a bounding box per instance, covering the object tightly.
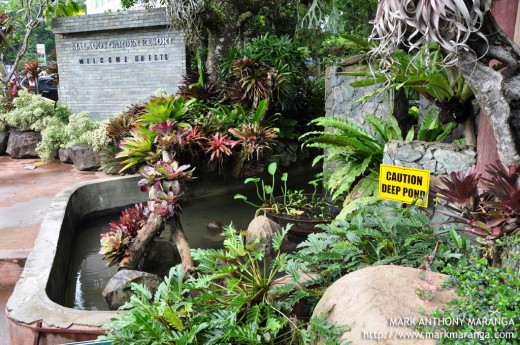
[99,203,151,267]
[422,245,520,344]
[275,200,469,312]
[222,34,311,114]
[431,162,520,265]
[113,96,279,177]
[301,114,398,217]
[301,110,455,217]
[100,225,346,344]
[349,44,474,124]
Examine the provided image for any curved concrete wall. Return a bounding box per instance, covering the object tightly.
[6,176,142,344]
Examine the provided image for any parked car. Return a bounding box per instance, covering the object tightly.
[19,74,59,101]
[37,75,59,101]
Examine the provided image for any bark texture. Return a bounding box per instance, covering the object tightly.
[455,13,520,166]
[168,215,194,274]
[120,214,164,270]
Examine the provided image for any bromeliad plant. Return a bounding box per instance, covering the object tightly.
[99,157,194,268]
[431,162,520,265]
[115,94,278,176]
[138,158,194,218]
[101,103,146,174]
[99,203,151,267]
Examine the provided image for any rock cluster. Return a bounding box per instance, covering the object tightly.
[383,140,476,175]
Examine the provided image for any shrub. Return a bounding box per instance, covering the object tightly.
[36,112,109,161]
[36,117,68,161]
[65,112,109,151]
[0,90,55,131]
[422,242,520,344]
[99,225,347,344]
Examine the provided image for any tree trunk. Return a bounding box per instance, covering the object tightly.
[120,214,164,270]
[454,12,520,166]
[206,29,235,84]
[205,1,238,84]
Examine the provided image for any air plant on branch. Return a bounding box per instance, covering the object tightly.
[138,159,194,218]
[99,203,151,266]
[369,0,492,67]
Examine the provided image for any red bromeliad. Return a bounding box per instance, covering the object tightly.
[205,132,235,162]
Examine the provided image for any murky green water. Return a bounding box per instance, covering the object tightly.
[64,192,256,311]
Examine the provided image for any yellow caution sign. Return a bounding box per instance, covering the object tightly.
[378,164,430,207]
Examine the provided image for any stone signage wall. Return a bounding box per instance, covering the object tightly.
[54,8,185,121]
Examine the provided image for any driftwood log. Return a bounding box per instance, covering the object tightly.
[120,213,164,270]
[168,214,194,274]
[120,213,194,275]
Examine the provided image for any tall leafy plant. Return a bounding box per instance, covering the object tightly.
[301,114,400,217]
[302,110,456,217]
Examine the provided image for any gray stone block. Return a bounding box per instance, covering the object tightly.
[102,269,162,310]
[67,145,101,171]
[6,130,41,158]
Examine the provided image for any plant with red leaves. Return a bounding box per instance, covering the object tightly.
[432,162,520,264]
[228,123,278,160]
[23,60,41,77]
[205,132,235,162]
[99,203,151,266]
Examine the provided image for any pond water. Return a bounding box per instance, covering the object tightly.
[64,192,256,311]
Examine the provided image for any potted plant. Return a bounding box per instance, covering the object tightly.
[234,162,339,235]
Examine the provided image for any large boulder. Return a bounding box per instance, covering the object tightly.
[67,145,100,171]
[312,265,456,345]
[102,269,162,310]
[6,130,41,158]
[0,128,9,155]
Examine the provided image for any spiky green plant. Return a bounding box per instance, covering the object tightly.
[350,45,474,124]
